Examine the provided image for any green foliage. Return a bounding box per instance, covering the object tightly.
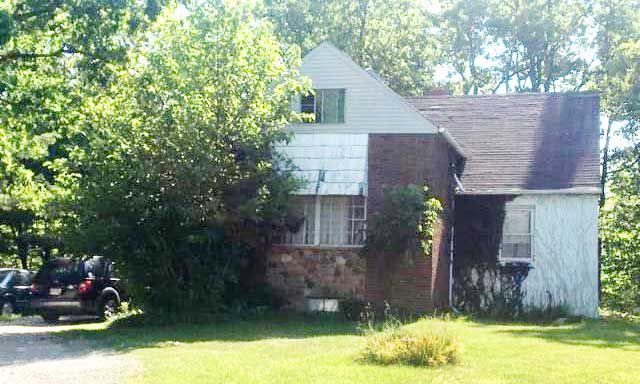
[340,297,367,321]
[436,0,592,94]
[601,152,640,314]
[364,184,442,259]
[419,191,444,256]
[360,305,460,367]
[262,0,440,95]
[361,329,460,367]
[69,2,308,315]
[0,0,165,268]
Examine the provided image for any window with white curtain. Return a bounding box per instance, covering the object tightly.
[280,195,366,246]
[500,205,534,262]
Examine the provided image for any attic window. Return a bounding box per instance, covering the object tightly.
[500,205,534,263]
[301,89,345,123]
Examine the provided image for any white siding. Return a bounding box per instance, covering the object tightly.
[277,133,367,195]
[289,43,438,135]
[509,194,599,317]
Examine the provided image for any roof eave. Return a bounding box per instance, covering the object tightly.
[457,187,601,196]
[437,127,466,158]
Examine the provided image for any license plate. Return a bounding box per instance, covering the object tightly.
[49,288,62,296]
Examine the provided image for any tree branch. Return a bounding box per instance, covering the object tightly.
[0,49,65,64]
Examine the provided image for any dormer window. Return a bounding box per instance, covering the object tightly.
[301,89,345,123]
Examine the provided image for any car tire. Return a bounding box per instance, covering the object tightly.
[98,295,120,320]
[41,313,59,323]
[1,301,15,316]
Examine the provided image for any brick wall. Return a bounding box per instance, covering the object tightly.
[267,245,366,310]
[366,134,457,312]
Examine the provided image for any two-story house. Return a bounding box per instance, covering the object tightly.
[266,43,600,317]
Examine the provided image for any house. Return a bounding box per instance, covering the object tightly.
[267,43,600,318]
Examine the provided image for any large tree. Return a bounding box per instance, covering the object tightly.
[0,0,165,268]
[434,0,593,94]
[70,1,307,314]
[595,0,640,312]
[436,0,492,95]
[263,0,439,95]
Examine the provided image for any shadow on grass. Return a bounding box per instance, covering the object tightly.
[472,317,640,350]
[54,312,361,352]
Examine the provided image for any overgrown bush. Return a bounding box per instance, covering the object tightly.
[361,329,460,367]
[340,298,367,321]
[359,303,460,367]
[66,3,308,316]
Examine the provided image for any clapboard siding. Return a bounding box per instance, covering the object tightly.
[513,194,600,317]
[288,43,438,135]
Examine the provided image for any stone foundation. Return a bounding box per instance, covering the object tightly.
[267,245,366,310]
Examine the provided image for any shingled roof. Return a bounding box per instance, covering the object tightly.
[406,93,601,195]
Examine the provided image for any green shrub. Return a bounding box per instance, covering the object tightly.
[66,3,307,316]
[359,302,460,367]
[340,298,367,321]
[361,329,460,367]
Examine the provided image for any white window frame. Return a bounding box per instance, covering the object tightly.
[279,195,366,247]
[499,205,535,264]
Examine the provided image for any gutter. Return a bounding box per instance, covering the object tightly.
[453,173,465,194]
[438,127,466,159]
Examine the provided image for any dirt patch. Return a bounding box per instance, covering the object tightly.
[0,316,140,384]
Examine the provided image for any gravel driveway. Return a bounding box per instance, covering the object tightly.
[0,316,139,384]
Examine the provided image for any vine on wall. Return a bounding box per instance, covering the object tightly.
[452,195,533,318]
[363,184,443,261]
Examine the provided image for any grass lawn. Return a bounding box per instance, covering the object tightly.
[57,313,640,384]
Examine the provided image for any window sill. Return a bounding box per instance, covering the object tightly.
[498,259,534,268]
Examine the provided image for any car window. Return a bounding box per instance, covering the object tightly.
[0,271,14,287]
[35,263,81,285]
[17,272,32,286]
[82,258,105,278]
[51,265,80,284]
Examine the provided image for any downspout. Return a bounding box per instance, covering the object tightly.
[449,210,455,308]
[449,166,465,310]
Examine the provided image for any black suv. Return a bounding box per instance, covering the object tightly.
[29,257,126,322]
[0,268,33,315]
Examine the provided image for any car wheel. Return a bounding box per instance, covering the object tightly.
[41,313,59,323]
[1,301,15,316]
[99,297,119,320]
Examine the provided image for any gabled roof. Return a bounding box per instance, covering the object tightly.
[406,93,601,195]
[298,43,465,157]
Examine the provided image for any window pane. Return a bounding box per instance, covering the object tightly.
[320,196,349,245]
[352,220,366,245]
[301,94,315,115]
[315,89,345,124]
[284,196,315,244]
[504,210,530,234]
[502,242,531,259]
[502,207,533,260]
[323,90,339,123]
[318,195,366,246]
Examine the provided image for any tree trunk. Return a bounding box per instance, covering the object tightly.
[357,0,369,63]
[18,241,28,270]
[600,119,613,207]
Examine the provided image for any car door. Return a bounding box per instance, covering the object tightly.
[13,272,32,306]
